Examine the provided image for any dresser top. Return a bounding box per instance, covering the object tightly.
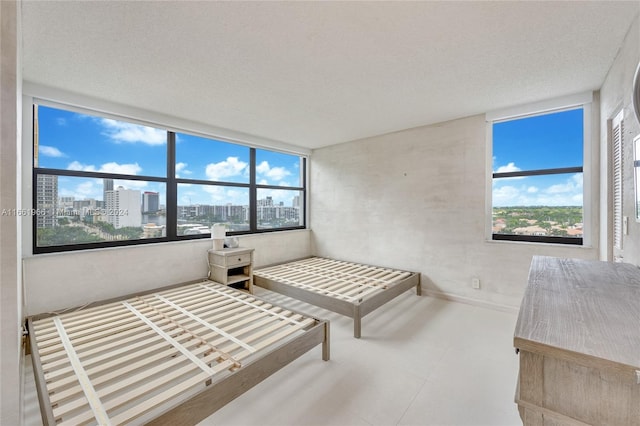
[514,256,640,371]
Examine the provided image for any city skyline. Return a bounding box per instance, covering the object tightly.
[35,174,302,247]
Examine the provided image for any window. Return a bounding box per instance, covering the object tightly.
[489,95,590,245]
[255,149,305,229]
[32,103,306,253]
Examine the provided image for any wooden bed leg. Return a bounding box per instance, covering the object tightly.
[322,321,330,361]
[353,306,361,338]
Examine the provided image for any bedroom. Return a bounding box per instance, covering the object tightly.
[2,1,640,425]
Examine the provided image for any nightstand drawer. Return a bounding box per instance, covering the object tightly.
[208,251,251,267]
[225,252,251,267]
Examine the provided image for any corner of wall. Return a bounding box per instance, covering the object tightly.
[0,1,24,424]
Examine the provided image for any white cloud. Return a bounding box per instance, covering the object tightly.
[99,119,166,146]
[545,173,582,195]
[201,186,247,205]
[114,179,148,190]
[492,185,523,206]
[75,181,99,199]
[67,161,96,172]
[205,157,247,181]
[75,181,96,197]
[56,118,67,126]
[57,179,101,200]
[494,162,521,174]
[256,161,291,182]
[59,178,148,200]
[494,162,525,181]
[493,173,583,207]
[39,145,66,157]
[176,162,192,177]
[571,173,583,186]
[256,161,270,175]
[99,162,143,175]
[67,161,142,175]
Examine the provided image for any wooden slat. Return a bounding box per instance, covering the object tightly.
[52,317,111,425]
[256,271,357,300]
[40,326,158,370]
[279,256,410,286]
[42,322,173,383]
[199,282,311,328]
[52,346,236,420]
[154,294,257,353]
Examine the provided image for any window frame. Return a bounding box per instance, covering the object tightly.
[486,92,593,246]
[31,100,307,254]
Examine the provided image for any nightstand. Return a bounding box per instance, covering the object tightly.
[207,247,254,293]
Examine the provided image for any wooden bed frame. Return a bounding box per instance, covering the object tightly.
[27,280,329,426]
[253,257,421,338]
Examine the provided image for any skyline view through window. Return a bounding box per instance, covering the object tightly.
[33,104,305,251]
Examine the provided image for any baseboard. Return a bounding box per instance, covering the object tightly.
[422,289,520,314]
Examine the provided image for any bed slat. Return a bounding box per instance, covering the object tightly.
[52,317,112,426]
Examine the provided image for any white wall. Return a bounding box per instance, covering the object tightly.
[0,1,22,424]
[600,15,640,265]
[23,229,311,315]
[310,113,600,309]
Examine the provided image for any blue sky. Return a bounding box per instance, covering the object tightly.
[492,108,584,207]
[38,104,583,209]
[37,105,303,206]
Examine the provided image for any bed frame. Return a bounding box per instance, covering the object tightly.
[253,257,421,338]
[27,280,329,426]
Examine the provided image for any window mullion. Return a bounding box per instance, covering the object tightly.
[166,132,177,239]
[493,166,583,179]
[249,148,257,232]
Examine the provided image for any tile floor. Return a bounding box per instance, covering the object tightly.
[22,289,522,426]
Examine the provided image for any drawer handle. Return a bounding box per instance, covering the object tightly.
[238,258,242,262]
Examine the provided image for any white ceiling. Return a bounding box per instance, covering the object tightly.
[21,1,640,150]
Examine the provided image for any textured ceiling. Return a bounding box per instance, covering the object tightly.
[21,1,640,150]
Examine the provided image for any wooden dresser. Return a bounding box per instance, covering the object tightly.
[514,256,640,425]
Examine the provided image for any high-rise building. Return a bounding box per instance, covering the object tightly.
[103,178,114,207]
[258,196,274,207]
[36,174,58,228]
[58,196,75,213]
[104,186,142,229]
[142,191,159,213]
